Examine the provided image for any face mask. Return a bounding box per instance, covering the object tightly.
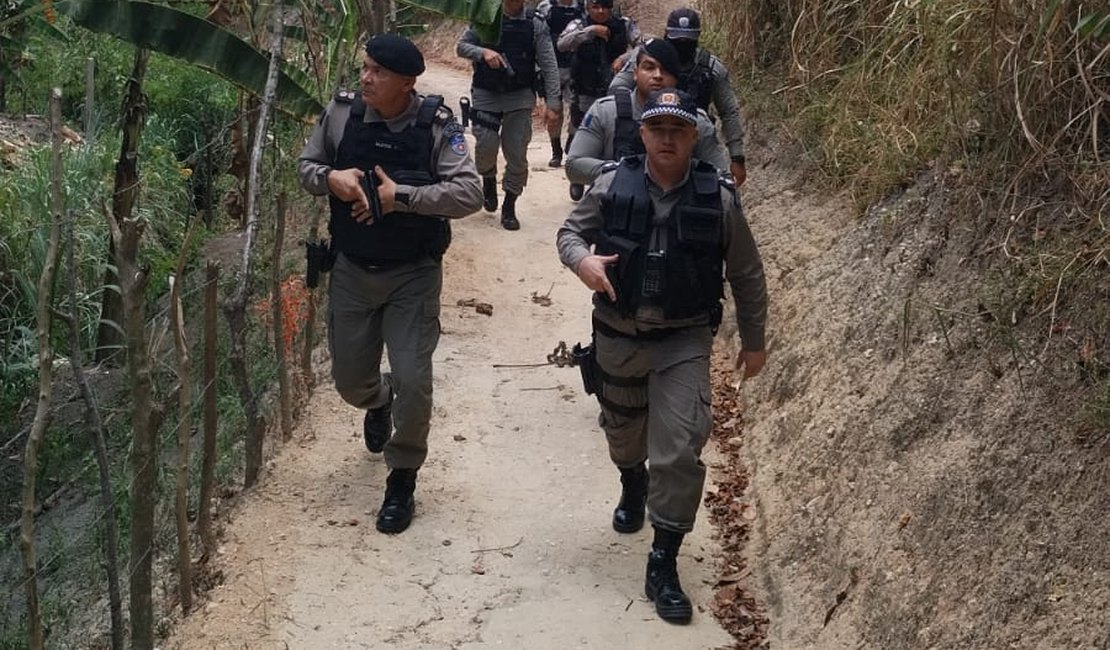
[670,40,698,64]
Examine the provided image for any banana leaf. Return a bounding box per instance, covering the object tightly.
[399,0,503,43]
[55,0,323,118]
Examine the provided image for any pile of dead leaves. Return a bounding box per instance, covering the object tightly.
[706,353,770,649]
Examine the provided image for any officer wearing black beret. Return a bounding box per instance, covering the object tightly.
[298,33,483,535]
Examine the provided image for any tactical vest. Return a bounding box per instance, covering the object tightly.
[473,11,537,93]
[678,49,716,111]
[570,17,627,97]
[595,156,725,319]
[612,89,645,160]
[547,2,582,68]
[329,95,451,263]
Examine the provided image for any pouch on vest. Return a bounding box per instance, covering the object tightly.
[595,234,641,316]
[675,206,722,248]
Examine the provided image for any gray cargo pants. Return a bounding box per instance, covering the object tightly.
[594,325,714,533]
[472,106,533,196]
[328,252,442,469]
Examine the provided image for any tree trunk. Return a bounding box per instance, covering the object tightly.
[198,262,219,555]
[107,46,158,650]
[169,223,197,615]
[225,4,285,488]
[20,86,65,650]
[272,192,293,441]
[300,199,323,391]
[64,208,125,650]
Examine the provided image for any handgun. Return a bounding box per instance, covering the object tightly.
[359,170,383,222]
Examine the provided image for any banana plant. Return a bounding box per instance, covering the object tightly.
[400,0,503,43]
[54,0,323,118]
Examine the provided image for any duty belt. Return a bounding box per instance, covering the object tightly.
[592,317,691,342]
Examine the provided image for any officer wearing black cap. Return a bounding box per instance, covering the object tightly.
[297,33,483,535]
[609,7,748,186]
[557,88,768,624]
[457,0,561,231]
[565,38,727,190]
[555,0,641,199]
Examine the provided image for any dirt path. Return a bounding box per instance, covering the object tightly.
[166,62,735,649]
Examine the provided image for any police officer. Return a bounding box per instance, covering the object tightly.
[610,8,748,186]
[556,0,640,197]
[556,89,767,623]
[565,38,728,191]
[297,34,483,535]
[457,0,561,230]
[535,0,584,167]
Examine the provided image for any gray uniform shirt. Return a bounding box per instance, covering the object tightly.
[564,92,728,185]
[456,10,562,112]
[610,46,745,160]
[297,92,483,218]
[557,163,767,350]
[556,15,641,55]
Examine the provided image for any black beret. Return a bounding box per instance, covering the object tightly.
[640,38,682,79]
[365,33,426,77]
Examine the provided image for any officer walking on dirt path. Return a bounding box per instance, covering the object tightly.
[555,0,640,200]
[564,38,728,191]
[457,0,562,231]
[297,34,483,535]
[556,88,767,624]
[535,0,584,168]
[610,7,748,186]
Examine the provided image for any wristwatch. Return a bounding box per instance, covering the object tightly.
[394,190,411,208]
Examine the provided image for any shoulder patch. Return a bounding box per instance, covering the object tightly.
[334,89,356,103]
[581,111,595,130]
[444,120,469,156]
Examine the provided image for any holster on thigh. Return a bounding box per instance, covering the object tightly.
[471,109,503,134]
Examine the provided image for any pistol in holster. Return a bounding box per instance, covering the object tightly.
[305,239,335,289]
[572,338,601,396]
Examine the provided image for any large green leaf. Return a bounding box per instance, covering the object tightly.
[399,0,503,43]
[55,0,323,118]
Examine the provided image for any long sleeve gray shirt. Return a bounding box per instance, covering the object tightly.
[557,163,767,350]
[297,92,483,218]
[564,91,729,185]
[456,11,562,112]
[610,46,745,160]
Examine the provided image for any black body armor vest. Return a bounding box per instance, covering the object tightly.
[329,95,451,263]
[611,89,645,160]
[595,156,725,319]
[473,12,537,93]
[678,49,716,111]
[547,3,582,68]
[570,17,627,97]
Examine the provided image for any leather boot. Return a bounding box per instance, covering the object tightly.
[376,468,417,534]
[548,137,563,167]
[482,176,498,212]
[500,191,520,231]
[612,463,648,533]
[644,527,692,624]
[568,183,584,201]
[362,373,393,454]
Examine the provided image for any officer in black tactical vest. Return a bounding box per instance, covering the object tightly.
[556,0,640,200]
[457,0,561,230]
[536,0,584,167]
[297,34,483,535]
[557,89,768,624]
[564,38,728,190]
[609,8,748,187]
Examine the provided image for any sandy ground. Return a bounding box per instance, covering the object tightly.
[165,62,737,649]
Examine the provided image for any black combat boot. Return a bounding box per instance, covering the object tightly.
[362,374,393,453]
[548,136,563,167]
[612,463,648,533]
[645,527,693,624]
[376,468,417,534]
[500,191,520,231]
[568,183,584,201]
[482,175,498,212]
